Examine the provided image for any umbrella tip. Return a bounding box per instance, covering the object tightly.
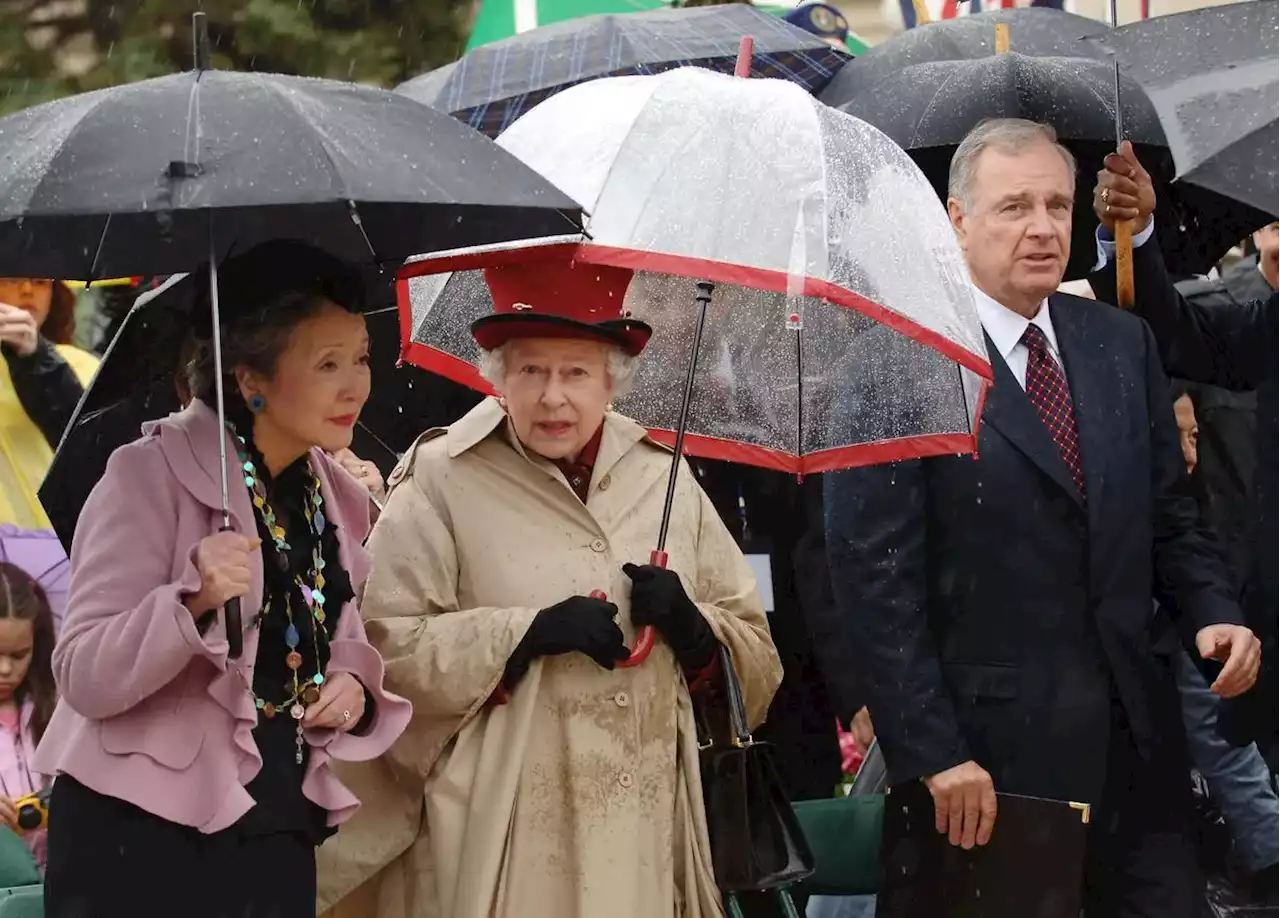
[734,36,753,78]
[193,12,211,72]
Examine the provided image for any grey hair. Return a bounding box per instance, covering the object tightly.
[479,342,640,399]
[947,119,1078,209]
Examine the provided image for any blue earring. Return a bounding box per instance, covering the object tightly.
[247,394,266,413]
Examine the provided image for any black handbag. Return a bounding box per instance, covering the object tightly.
[695,644,815,915]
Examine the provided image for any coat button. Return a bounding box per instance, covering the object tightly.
[590,538,607,553]
[614,691,630,708]
[598,474,611,491]
[618,773,634,789]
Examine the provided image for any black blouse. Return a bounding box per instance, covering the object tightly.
[234,433,353,843]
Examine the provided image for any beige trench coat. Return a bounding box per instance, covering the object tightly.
[318,399,781,918]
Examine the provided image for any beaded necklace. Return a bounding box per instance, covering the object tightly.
[231,427,330,765]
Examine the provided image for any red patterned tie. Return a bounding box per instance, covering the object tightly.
[1021,324,1086,498]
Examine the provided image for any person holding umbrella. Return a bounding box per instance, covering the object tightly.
[0,277,99,529]
[32,241,411,918]
[318,257,781,918]
[825,119,1259,917]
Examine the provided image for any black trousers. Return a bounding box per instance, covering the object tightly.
[45,776,316,918]
[1082,718,1209,918]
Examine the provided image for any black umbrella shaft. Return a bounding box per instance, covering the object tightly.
[207,232,243,660]
[656,281,715,554]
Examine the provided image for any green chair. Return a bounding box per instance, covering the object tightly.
[0,832,38,890]
[0,829,42,918]
[791,742,886,897]
[0,887,42,918]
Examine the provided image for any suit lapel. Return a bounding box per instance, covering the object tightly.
[1049,295,1114,523]
[980,330,1085,508]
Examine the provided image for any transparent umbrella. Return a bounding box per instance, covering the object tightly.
[399,64,992,672]
[402,65,990,472]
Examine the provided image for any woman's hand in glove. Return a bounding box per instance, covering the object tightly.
[504,595,629,688]
[622,563,716,672]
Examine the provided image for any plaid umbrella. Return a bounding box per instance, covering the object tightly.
[464,0,871,54]
[396,3,849,137]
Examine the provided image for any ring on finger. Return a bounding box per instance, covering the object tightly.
[1105,204,1111,215]
[1101,188,1111,204]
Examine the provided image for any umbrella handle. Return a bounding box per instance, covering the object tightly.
[613,549,667,668]
[221,524,243,660]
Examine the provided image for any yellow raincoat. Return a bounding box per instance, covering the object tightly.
[0,344,98,527]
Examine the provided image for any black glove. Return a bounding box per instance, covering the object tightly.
[503,595,629,688]
[622,563,716,672]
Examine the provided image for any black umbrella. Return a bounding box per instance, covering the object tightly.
[395,3,848,138]
[0,40,582,281]
[836,52,1255,280]
[16,13,581,658]
[1089,0,1278,219]
[819,7,1111,107]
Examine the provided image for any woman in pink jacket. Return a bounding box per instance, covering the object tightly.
[33,242,411,918]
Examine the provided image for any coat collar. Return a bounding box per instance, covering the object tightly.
[1049,293,1115,525]
[447,398,655,469]
[143,400,372,545]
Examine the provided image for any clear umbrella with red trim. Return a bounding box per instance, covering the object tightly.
[398,51,992,665]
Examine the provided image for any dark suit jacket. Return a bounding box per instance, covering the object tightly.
[824,292,1243,806]
[1093,241,1278,755]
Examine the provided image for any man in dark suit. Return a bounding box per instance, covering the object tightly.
[1091,145,1278,771]
[824,119,1261,917]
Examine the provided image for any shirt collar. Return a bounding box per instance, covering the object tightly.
[971,286,1061,365]
[553,423,604,473]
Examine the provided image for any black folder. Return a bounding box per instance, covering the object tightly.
[876,782,1091,918]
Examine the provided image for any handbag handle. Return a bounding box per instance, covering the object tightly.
[696,644,751,747]
[719,645,751,746]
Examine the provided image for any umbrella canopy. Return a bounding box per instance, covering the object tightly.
[401,67,992,473]
[836,52,1254,280]
[819,7,1111,107]
[0,69,583,280]
[0,526,69,629]
[396,4,849,138]
[1090,0,1278,219]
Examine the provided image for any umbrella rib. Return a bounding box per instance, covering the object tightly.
[259,79,350,203]
[909,65,970,148]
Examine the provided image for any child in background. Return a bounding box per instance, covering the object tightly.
[0,562,56,872]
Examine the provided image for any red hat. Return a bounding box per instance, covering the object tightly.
[472,259,652,356]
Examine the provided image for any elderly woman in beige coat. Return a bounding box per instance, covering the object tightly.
[318,258,781,918]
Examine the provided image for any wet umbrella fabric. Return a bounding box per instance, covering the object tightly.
[395,4,848,138]
[0,69,583,280]
[401,67,992,474]
[1089,0,1278,219]
[835,52,1256,280]
[818,7,1111,107]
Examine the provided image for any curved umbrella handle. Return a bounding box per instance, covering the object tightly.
[612,549,668,668]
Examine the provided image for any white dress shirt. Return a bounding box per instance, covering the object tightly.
[971,287,1067,390]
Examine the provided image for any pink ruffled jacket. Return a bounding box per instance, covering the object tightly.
[33,401,412,833]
